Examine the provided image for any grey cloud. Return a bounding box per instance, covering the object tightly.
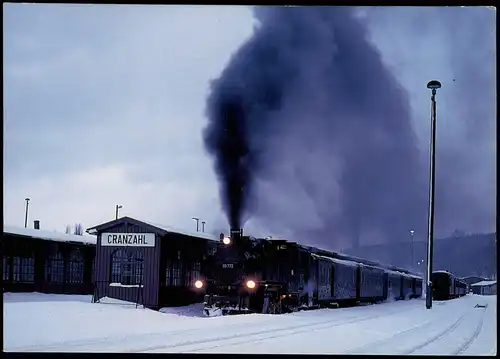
[4,4,254,179]
[4,5,494,249]
[204,6,495,253]
[3,4,254,232]
[362,6,496,238]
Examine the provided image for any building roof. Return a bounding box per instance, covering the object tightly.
[3,224,96,245]
[470,280,497,287]
[86,216,219,242]
[141,220,219,242]
[461,276,487,281]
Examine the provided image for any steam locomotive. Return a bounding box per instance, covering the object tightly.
[195,228,423,316]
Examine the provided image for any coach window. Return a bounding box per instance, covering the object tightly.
[3,256,11,281]
[45,251,65,283]
[13,255,35,283]
[67,250,84,284]
[110,249,144,285]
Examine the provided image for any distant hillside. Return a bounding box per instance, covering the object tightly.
[343,233,496,278]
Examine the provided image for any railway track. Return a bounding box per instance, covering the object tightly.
[139,303,424,353]
[344,302,487,356]
[14,298,488,355]
[14,301,420,353]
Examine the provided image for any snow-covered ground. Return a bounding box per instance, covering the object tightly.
[3,292,496,355]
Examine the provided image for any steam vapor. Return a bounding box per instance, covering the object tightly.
[202,6,494,249]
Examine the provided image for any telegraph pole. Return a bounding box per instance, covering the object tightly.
[425,80,442,309]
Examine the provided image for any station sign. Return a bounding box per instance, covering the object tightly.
[101,232,155,247]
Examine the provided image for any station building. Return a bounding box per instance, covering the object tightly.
[2,221,96,294]
[86,216,218,309]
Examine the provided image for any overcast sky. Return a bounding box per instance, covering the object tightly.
[3,5,495,243]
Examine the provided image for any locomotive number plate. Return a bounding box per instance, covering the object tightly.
[222,263,234,269]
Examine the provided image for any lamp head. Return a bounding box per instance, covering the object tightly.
[427,80,442,90]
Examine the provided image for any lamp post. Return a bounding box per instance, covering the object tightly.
[192,217,200,232]
[24,198,30,228]
[115,205,123,220]
[410,230,415,271]
[201,221,206,233]
[425,79,441,310]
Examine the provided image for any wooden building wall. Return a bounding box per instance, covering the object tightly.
[94,222,161,309]
[158,232,212,307]
[2,233,95,295]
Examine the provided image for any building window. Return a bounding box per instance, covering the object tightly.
[13,256,35,283]
[110,249,144,285]
[186,262,201,287]
[67,250,85,284]
[110,250,125,283]
[134,252,145,285]
[3,256,10,281]
[172,259,183,287]
[165,259,172,287]
[45,251,65,283]
[208,246,216,256]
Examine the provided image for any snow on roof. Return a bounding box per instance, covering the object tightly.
[385,268,405,276]
[470,280,497,287]
[433,270,453,275]
[3,225,96,245]
[265,237,289,241]
[402,272,422,280]
[141,220,220,242]
[311,253,359,268]
[461,276,487,280]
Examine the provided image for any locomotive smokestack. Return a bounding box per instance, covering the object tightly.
[230,228,243,244]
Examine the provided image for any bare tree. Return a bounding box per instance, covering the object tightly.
[74,223,83,236]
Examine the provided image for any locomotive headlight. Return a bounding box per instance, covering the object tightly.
[194,280,204,289]
[222,237,231,245]
[246,280,256,289]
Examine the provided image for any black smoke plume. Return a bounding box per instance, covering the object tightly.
[205,6,484,249]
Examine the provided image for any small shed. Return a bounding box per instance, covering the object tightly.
[86,216,218,309]
[461,276,487,292]
[470,280,497,295]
